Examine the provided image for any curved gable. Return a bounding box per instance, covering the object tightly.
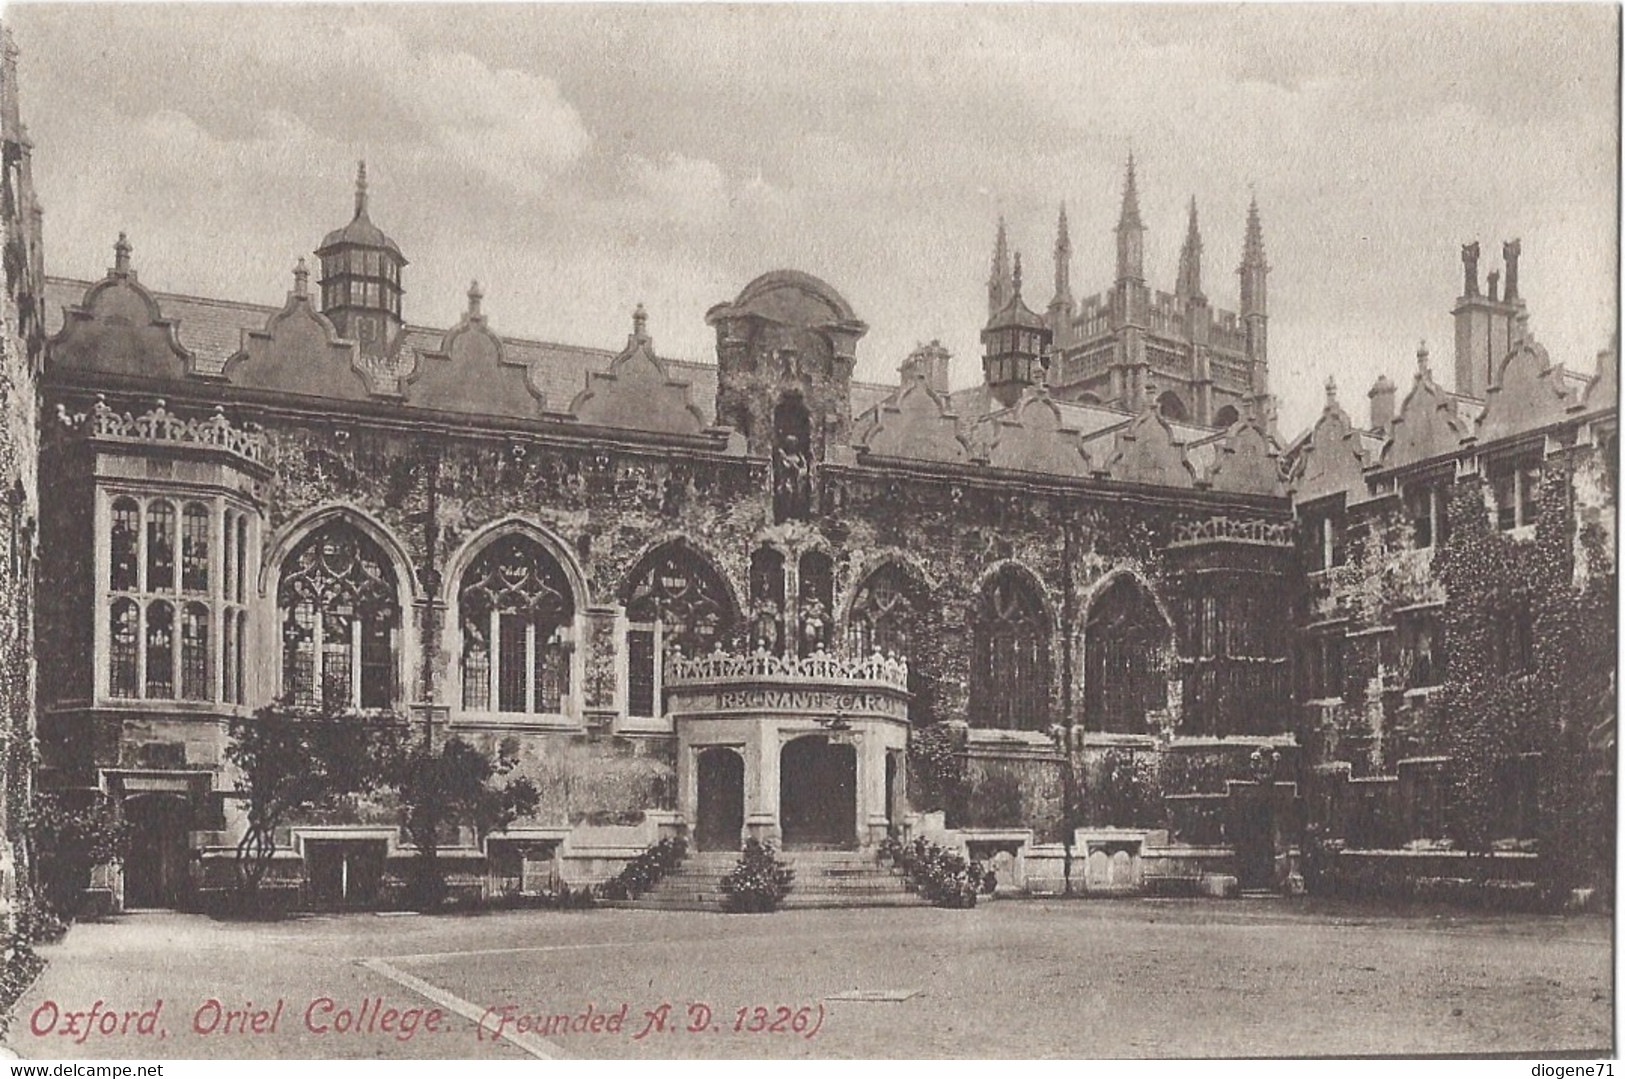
[1379,348,1470,470]
[1291,386,1368,501]
[1206,417,1284,496]
[407,285,548,419]
[1102,404,1196,488]
[977,391,1091,477]
[1475,338,1577,443]
[223,270,371,401]
[1585,342,1617,413]
[858,376,968,463]
[48,238,194,381]
[569,309,706,435]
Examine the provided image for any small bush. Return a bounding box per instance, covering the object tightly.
[595,837,688,901]
[0,940,46,1037]
[883,837,985,908]
[488,884,599,911]
[720,840,795,913]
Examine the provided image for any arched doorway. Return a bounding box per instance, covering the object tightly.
[695,747,745,852]
[780,736,856,849]
[123,794,190,909]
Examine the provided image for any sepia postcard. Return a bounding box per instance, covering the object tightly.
[0,2,1615,1063]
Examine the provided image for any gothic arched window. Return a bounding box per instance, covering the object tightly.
[847,563,919,661]
[971,568,1050,730]
[458,535,575,716]
[624,545,737,719]
[1084,576,1171,734]
[278,521,401,711]
[181,502,210,593]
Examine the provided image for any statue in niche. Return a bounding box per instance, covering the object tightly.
[798,597,829,657]
[752,600,784,655]
[773,429,812,522]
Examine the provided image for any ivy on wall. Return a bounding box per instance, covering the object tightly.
[1437,454,1616,891]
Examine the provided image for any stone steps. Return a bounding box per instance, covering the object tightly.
[627,850,926,911]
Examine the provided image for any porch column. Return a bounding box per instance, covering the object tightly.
[859,731,889,848]
[746,723,780,845]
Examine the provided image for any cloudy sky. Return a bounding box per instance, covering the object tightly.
[7,4,1618,437]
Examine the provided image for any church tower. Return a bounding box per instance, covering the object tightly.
[316,162,406,358]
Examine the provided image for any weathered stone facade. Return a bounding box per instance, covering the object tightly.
[10,75,1614,911]
[1286,242,1617,900]
[0,22,44,932]
[26,155,1323,908]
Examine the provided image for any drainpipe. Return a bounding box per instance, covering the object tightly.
[1060,513,1077,896]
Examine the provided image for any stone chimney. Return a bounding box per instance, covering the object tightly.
[1452,238,1527,399]
[899,340,952,396]
[1367,373,1397,431]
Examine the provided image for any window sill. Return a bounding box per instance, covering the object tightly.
[95,698,250,715]
[615,716,674,734]
[449,712,585,733]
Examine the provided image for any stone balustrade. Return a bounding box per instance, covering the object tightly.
[666,647,909,691]
[59,396,267,465]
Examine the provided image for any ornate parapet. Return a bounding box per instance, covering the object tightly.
[1168,515,1294,548]
[665,647,910,722]
[58,396,267,469]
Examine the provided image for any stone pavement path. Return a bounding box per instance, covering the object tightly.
[6,898,1613,1059]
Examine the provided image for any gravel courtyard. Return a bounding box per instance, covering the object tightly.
[9,898,1611,1059]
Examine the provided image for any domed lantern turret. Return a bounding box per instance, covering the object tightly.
[981,252,1051,408]
[315,161,406,356]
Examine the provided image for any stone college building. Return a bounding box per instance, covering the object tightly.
[3,33,1616,912]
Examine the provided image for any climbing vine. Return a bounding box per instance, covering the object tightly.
[1436,456,1616,899]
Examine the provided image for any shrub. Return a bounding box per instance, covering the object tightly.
[0,939,45,1037]
[595,836,688,901]
[883,837,985,908]
[27,792,129,925]
[719,839,794,913]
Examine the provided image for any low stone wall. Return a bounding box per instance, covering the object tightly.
[1311,847,1547,909]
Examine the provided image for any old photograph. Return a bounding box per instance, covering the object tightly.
[0,2,1615,1061]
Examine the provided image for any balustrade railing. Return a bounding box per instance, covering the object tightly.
[665,647,909,690]
[59,396,266,465]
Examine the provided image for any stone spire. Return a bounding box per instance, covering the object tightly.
[1052,202,1072,307]
[1238,192,1270,399]
[632,302,649,343]
[467,280,483,319]
[294,258,309,297]
[988,216,1012,318]
[112,232,131,276]
[1176,196,1204,301]
[1239,192,1268,311]
[1115,154,1145,282]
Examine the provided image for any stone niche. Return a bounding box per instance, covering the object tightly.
[1075,827,1147,893]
